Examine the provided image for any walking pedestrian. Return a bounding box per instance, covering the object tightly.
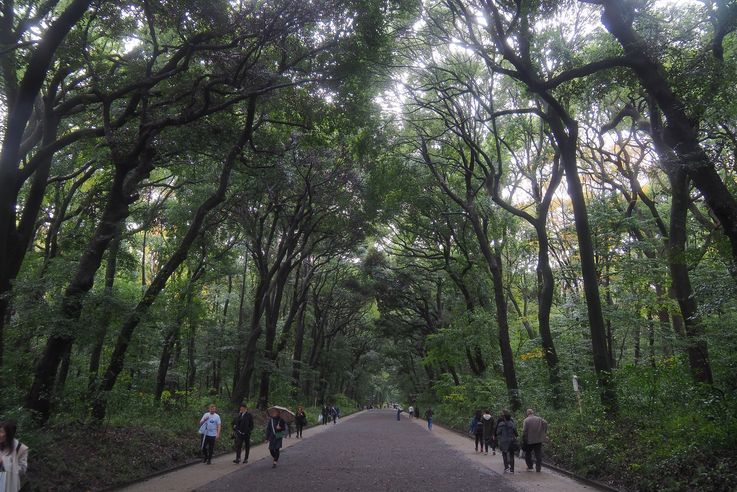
[522,408,548,472]
[481,409,495,455]
[408,405,414,419]
[424,408,433,430]
[232,403,254,464]
[198,404,222,465]
[469,410,484,453]
[496,409,518,473]
[295,405,307,438]
[396,406,402,421]
[330,405,338,424]
[0,421,28,492]
[321,405,330,425]
[266,408,287,468]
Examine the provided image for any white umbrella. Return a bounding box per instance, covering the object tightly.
[266,405,295,423]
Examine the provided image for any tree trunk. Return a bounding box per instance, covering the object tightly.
[667,168,713,383]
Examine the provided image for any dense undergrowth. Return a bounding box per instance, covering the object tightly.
[421,357,737,492]
[8,391,357,491]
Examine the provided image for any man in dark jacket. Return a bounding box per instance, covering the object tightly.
[522,408,548,472]
[232,403,254,464]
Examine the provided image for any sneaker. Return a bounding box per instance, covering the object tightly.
[484,452,488,455]
[510,470,514,473]
[233,460,240,464]
[243,460,248,464]
[272,462,277,468]
[504,467,509,473]
[492,451,496,455]
[206,461,211,465]
[527,467,533,471]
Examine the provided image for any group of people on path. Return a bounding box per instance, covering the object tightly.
[470,408,548,474]
[198,402,312,469]
[320,405,340,425]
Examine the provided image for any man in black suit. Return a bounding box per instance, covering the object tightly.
[232,403,254,464]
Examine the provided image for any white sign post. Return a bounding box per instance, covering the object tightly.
[572,375,582,414]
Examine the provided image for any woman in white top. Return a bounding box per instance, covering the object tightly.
[0,421,28,492]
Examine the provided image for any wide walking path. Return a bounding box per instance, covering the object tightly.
[121,410,599,492]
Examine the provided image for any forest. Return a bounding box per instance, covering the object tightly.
[1,0,736,490]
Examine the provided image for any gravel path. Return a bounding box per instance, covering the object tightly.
[123,410,599,492]
[199,410,516,492]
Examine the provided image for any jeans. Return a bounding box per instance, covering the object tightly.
[202,435,216,462]
[502,449,515,471]
[427,418,432,429]
[234,433,250,462]
[524,442,543,471]
[474,432,484,451]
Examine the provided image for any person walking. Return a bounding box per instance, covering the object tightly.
[396,406,402,421]
[481,409,495,455]
[0,421,28,492]
[496,409,518,473]
[407,405,414,419]
[232,403,254,464]
[522,408,548,472]
[469,410,484,453]
[266,408,287,468]
[198,404,222,465]
[295,406,307,438]
[424,407,433,430]
[321,405,330,425]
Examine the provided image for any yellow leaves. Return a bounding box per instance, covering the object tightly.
[520,347,545,361]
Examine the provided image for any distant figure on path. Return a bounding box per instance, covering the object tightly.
[396,406,402,421]
[469,410,484,453]
[496,409,518,473]
[232,403,254,464]
[0,421,28,492]
[522,409,548,472]
[330,405,338,424]
[199,404,222,465]
[481,409,495,455]
[424,408,433,430]
[266,408,287,468]
[295,406,307,438]
[322,405,330,425]
[408,405,414,419]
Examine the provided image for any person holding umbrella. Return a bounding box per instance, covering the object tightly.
[266,406,293,468]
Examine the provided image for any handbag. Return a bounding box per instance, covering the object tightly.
[198,421,207,435]
[510,438,520,452]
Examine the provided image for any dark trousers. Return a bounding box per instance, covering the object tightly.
[322,415,329,425]
[524,442,543,471]
[234,433,250,462]
[474,432,483,450]
[502,449,515,471]
[296,424,304,438]
[202,435,216,462]
[270,448,280,461]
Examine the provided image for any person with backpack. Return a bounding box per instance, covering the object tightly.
[469,410,484,453]
[496,409,518,473]
[232,403,254,464]
[0,421,28,492]
[481,409,495,455]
